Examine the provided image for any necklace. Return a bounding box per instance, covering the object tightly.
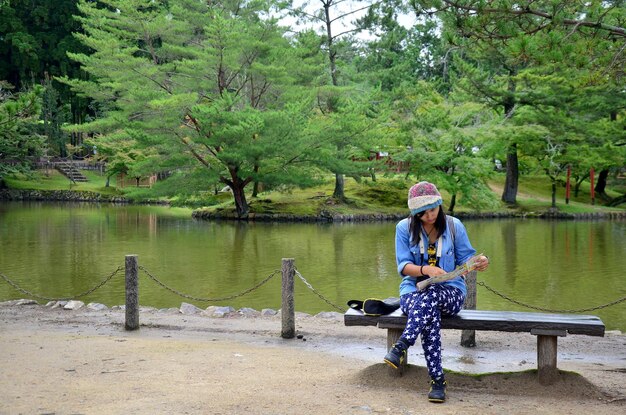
[424,226,435,240]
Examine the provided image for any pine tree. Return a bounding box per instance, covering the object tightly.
[61,0,320,216]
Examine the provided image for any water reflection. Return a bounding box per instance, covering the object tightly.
[0,202,624,331]
[501,221,518,286]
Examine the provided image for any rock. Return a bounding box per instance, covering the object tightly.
[139,306,158,313]
[261,308,278,316]
[238,307,260,317]
[111,305,125,311]
[15,299,38,306]
[203,305,234,318]
[64,300,85,310]
[87,302,108,311]
[158,307,180,314]
[179,302,203,315]
[315,311,343,321]
[48,301,68,309]
[0,300,21,306]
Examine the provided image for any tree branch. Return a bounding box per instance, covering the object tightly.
[331,27,363,40]
[442,0,626,38]
[174,131,211,168]
[329,4,377,25]
[129,68,172,94]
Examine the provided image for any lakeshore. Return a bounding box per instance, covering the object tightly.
[0,301,624,414]
[2,189,626,221]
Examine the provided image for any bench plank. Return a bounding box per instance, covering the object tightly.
[345,308,605,337]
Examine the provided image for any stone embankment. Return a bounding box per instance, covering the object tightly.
[3,189,625,221]
[192,209,626,222]
[191,210,409,222]
[1,298,342,321]
[0,189,130,203]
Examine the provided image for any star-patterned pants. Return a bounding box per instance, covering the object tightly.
[399,285,465,381]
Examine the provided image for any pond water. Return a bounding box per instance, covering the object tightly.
[1,202,624,331]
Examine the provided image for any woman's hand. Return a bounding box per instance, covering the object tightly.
[475,255,490,272]
[423,265,447,277]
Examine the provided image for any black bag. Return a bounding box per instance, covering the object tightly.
[347,297,400,316]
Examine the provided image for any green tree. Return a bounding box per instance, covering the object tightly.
[481,66,626,208]
[289,0,381,201]
[41,75,70,157]
[0,0,85,87]
[0,4,87,86]
[355,0,449,90]
[575,83,626,202]
[389,81,498,213]
[410,0,625,204]
[0,81,45,183]
[61,0,321,216]
[0,0,90,156]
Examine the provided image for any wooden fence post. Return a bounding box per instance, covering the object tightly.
[125,254,139,331]
[461,270,477,347]
[281,258,295,339]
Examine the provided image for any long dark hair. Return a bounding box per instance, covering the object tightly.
[409,206,447,246]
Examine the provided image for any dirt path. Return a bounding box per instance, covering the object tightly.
[1,302,625,414]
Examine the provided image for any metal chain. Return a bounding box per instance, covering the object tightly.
[294,269,344,312]
[139,265,279,302]
[4,265,622,314]
[0,267,123,302]
[477,281,626,313]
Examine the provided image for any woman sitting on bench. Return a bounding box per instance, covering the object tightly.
[384,181,490,403]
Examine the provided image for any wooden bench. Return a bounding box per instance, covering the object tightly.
[344,308,605,384]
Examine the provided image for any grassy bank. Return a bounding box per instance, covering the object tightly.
[3,169,626,217]
[4,169,120,195]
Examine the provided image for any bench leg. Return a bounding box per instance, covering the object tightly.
[537,335,558,385]
[461,329,476,347]
[387,328,406,377]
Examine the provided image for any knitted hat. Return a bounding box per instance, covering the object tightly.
[408,181,442,215]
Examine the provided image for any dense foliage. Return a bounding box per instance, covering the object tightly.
[0,82,45,182]
[0,0,624,212]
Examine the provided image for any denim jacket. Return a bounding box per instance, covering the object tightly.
[395,216,476,297]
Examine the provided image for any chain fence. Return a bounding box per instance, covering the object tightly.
[292,270,626,314]
[477,280,626,313]
[1,266,624,315]
[138,265,280,303]
[294,269,344,312]
[0,267,123,302]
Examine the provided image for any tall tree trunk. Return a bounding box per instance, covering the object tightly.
[324,2,338,87]
[551,181,557,208]
[595,112,619,202]
[502,143,519,204]
[574,178,584,197]
[594,169,609,198]
[224,167,251,217]
[448,193,457,215]
[252,164,260,197]
[324,1,345,201]
[232,185,249,217]
[333,173,345,201]
[333,172,344,200]
[502,75,519,205]
[501,77,519,204]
